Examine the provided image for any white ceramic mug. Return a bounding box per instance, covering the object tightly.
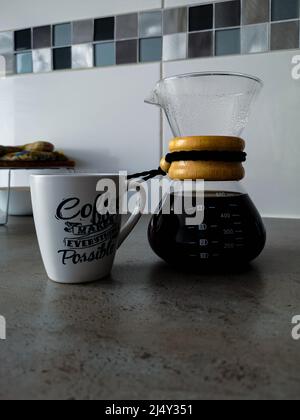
[30,174,146,284]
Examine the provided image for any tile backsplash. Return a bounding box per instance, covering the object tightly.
[0,0,299,76]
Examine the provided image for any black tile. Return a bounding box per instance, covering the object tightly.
[116,40,137,65]
[94,17,115,41]
[14,29,32,51]
[189,5,213,32]
[188,31,213,58]
[215,1,241,28]
[53,47,71,70]
[33,26,51,49]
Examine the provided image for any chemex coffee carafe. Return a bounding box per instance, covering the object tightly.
[145,72,266,268]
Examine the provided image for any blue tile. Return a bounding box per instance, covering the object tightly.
[95,42,116,67]
[53,23,71,47]
[16,52,33,74]
[140,37,162,62]
[216,29,241,56]
[272,0,299,21]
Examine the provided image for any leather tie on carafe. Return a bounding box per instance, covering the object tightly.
[128,136,247,182]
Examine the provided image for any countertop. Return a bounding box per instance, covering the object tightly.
[0,216,300,400]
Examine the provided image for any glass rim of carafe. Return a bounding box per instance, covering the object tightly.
[153,71,263,87]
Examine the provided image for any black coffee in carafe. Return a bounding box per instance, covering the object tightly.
[148,191,266,268]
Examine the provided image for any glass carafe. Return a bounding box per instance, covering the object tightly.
[146,72,266,268]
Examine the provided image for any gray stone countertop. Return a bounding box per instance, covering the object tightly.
[0,216,300,400]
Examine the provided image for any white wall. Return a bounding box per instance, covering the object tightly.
[0,64,161,172]
[0,0,162,31]
[0,0,299,218]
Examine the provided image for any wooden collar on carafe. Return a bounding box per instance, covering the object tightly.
[160,136,246,181]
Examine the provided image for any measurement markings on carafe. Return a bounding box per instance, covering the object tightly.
[200,253,210,259]
[224,243,235,249]
[235,236,245,247]
[223,228,235,235]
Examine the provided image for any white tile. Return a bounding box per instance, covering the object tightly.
[0,55,6,77]
[0,54,14,76]
[163,33,187,61]
[33,49,52,73]
[72,44,93,69]
[162,51,300,218]
[242,24,269,54]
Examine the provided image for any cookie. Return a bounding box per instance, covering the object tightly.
[23,142,55,153]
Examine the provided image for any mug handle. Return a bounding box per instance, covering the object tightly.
[118,180,147,248]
